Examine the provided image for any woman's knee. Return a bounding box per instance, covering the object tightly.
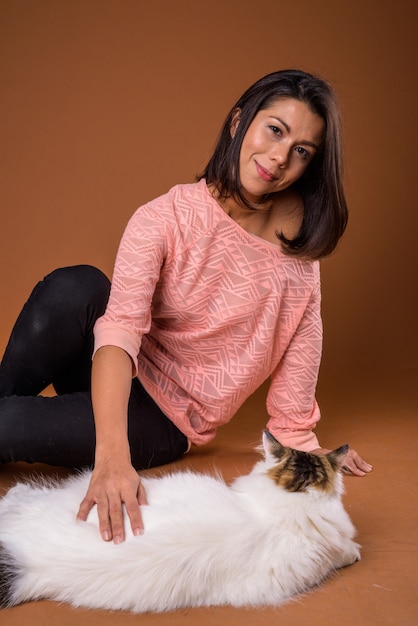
[22,265,110,340]
[42,265,111,312]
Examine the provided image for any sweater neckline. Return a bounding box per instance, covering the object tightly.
[200,179,286,256]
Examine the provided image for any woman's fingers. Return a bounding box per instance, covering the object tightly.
[103,491,126,543]
[125,492,145,537]
[76,494,95,522]
[76,468,147,543]
[342,449,373,476]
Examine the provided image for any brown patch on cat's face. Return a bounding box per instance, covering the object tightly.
[267,448,336,494]
[262,430,348,494]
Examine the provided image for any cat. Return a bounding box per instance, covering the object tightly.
[0,430,360,613]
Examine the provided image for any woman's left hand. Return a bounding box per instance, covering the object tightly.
[313,447,373,476]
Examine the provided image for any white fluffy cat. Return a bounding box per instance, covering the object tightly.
[0,430,360,613]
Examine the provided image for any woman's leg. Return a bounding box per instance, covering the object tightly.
[0,265,111,397]
[0,391,96,466]
[128,378,189,469]
[0,380,188,468]
[0,266,188,468]
[0,264,108,466]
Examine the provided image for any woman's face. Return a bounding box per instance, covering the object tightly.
[235,97,325,203]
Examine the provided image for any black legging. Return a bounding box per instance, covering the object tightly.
[0,265,188,469]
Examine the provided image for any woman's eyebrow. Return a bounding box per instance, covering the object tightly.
[271,116,291,133]
[270,116,320,149]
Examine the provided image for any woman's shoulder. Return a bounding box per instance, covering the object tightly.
[156,179,208,203]
[268,188,304,241]
[140,179,209,217]
[128,180,205,221]
[128,179,215,246]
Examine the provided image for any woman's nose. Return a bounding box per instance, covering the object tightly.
[272,144,290,167]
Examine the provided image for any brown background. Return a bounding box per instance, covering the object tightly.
[0,1,417,425]
[0,0,418,404]
[0,3,418,625]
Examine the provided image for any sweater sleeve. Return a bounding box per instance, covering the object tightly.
[93,204,168,375]
[265,279,323,451]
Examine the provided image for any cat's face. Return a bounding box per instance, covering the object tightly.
[262,430,348,494]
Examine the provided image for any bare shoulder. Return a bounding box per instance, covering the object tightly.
[269,188,304,240]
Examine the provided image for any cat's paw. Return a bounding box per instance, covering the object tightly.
[339,543,361,567]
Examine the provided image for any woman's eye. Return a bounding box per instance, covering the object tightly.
[269,125,282,135]
[295,146,310,159]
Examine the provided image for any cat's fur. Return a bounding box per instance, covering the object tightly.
[0,431,360,613]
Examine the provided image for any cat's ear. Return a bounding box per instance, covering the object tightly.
[327,444,349,470]
[262,430,287,459]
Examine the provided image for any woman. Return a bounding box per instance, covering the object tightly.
[0,70,372,544]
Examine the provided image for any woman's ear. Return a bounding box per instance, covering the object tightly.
[230,108,241,138]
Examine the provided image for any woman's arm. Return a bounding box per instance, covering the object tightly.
[266,277,323,450]
[77,200,171,541]
[76,345,147,543]
[266,276,372,475]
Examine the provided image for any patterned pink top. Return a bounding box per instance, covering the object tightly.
[93,179,323,451]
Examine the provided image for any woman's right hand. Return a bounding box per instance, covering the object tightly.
[77,459,147,543]
[84,345,147,543]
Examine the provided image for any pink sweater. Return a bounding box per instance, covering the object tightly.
[94,180,323,451]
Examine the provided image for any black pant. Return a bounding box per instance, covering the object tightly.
[0,266,188,469]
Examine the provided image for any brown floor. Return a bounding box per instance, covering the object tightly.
[1,377,417,626]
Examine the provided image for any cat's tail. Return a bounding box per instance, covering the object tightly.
[0,542,20,608]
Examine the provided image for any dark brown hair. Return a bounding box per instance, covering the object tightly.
[199,69,348,260]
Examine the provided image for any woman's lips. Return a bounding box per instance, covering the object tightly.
[255,161,277,182]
